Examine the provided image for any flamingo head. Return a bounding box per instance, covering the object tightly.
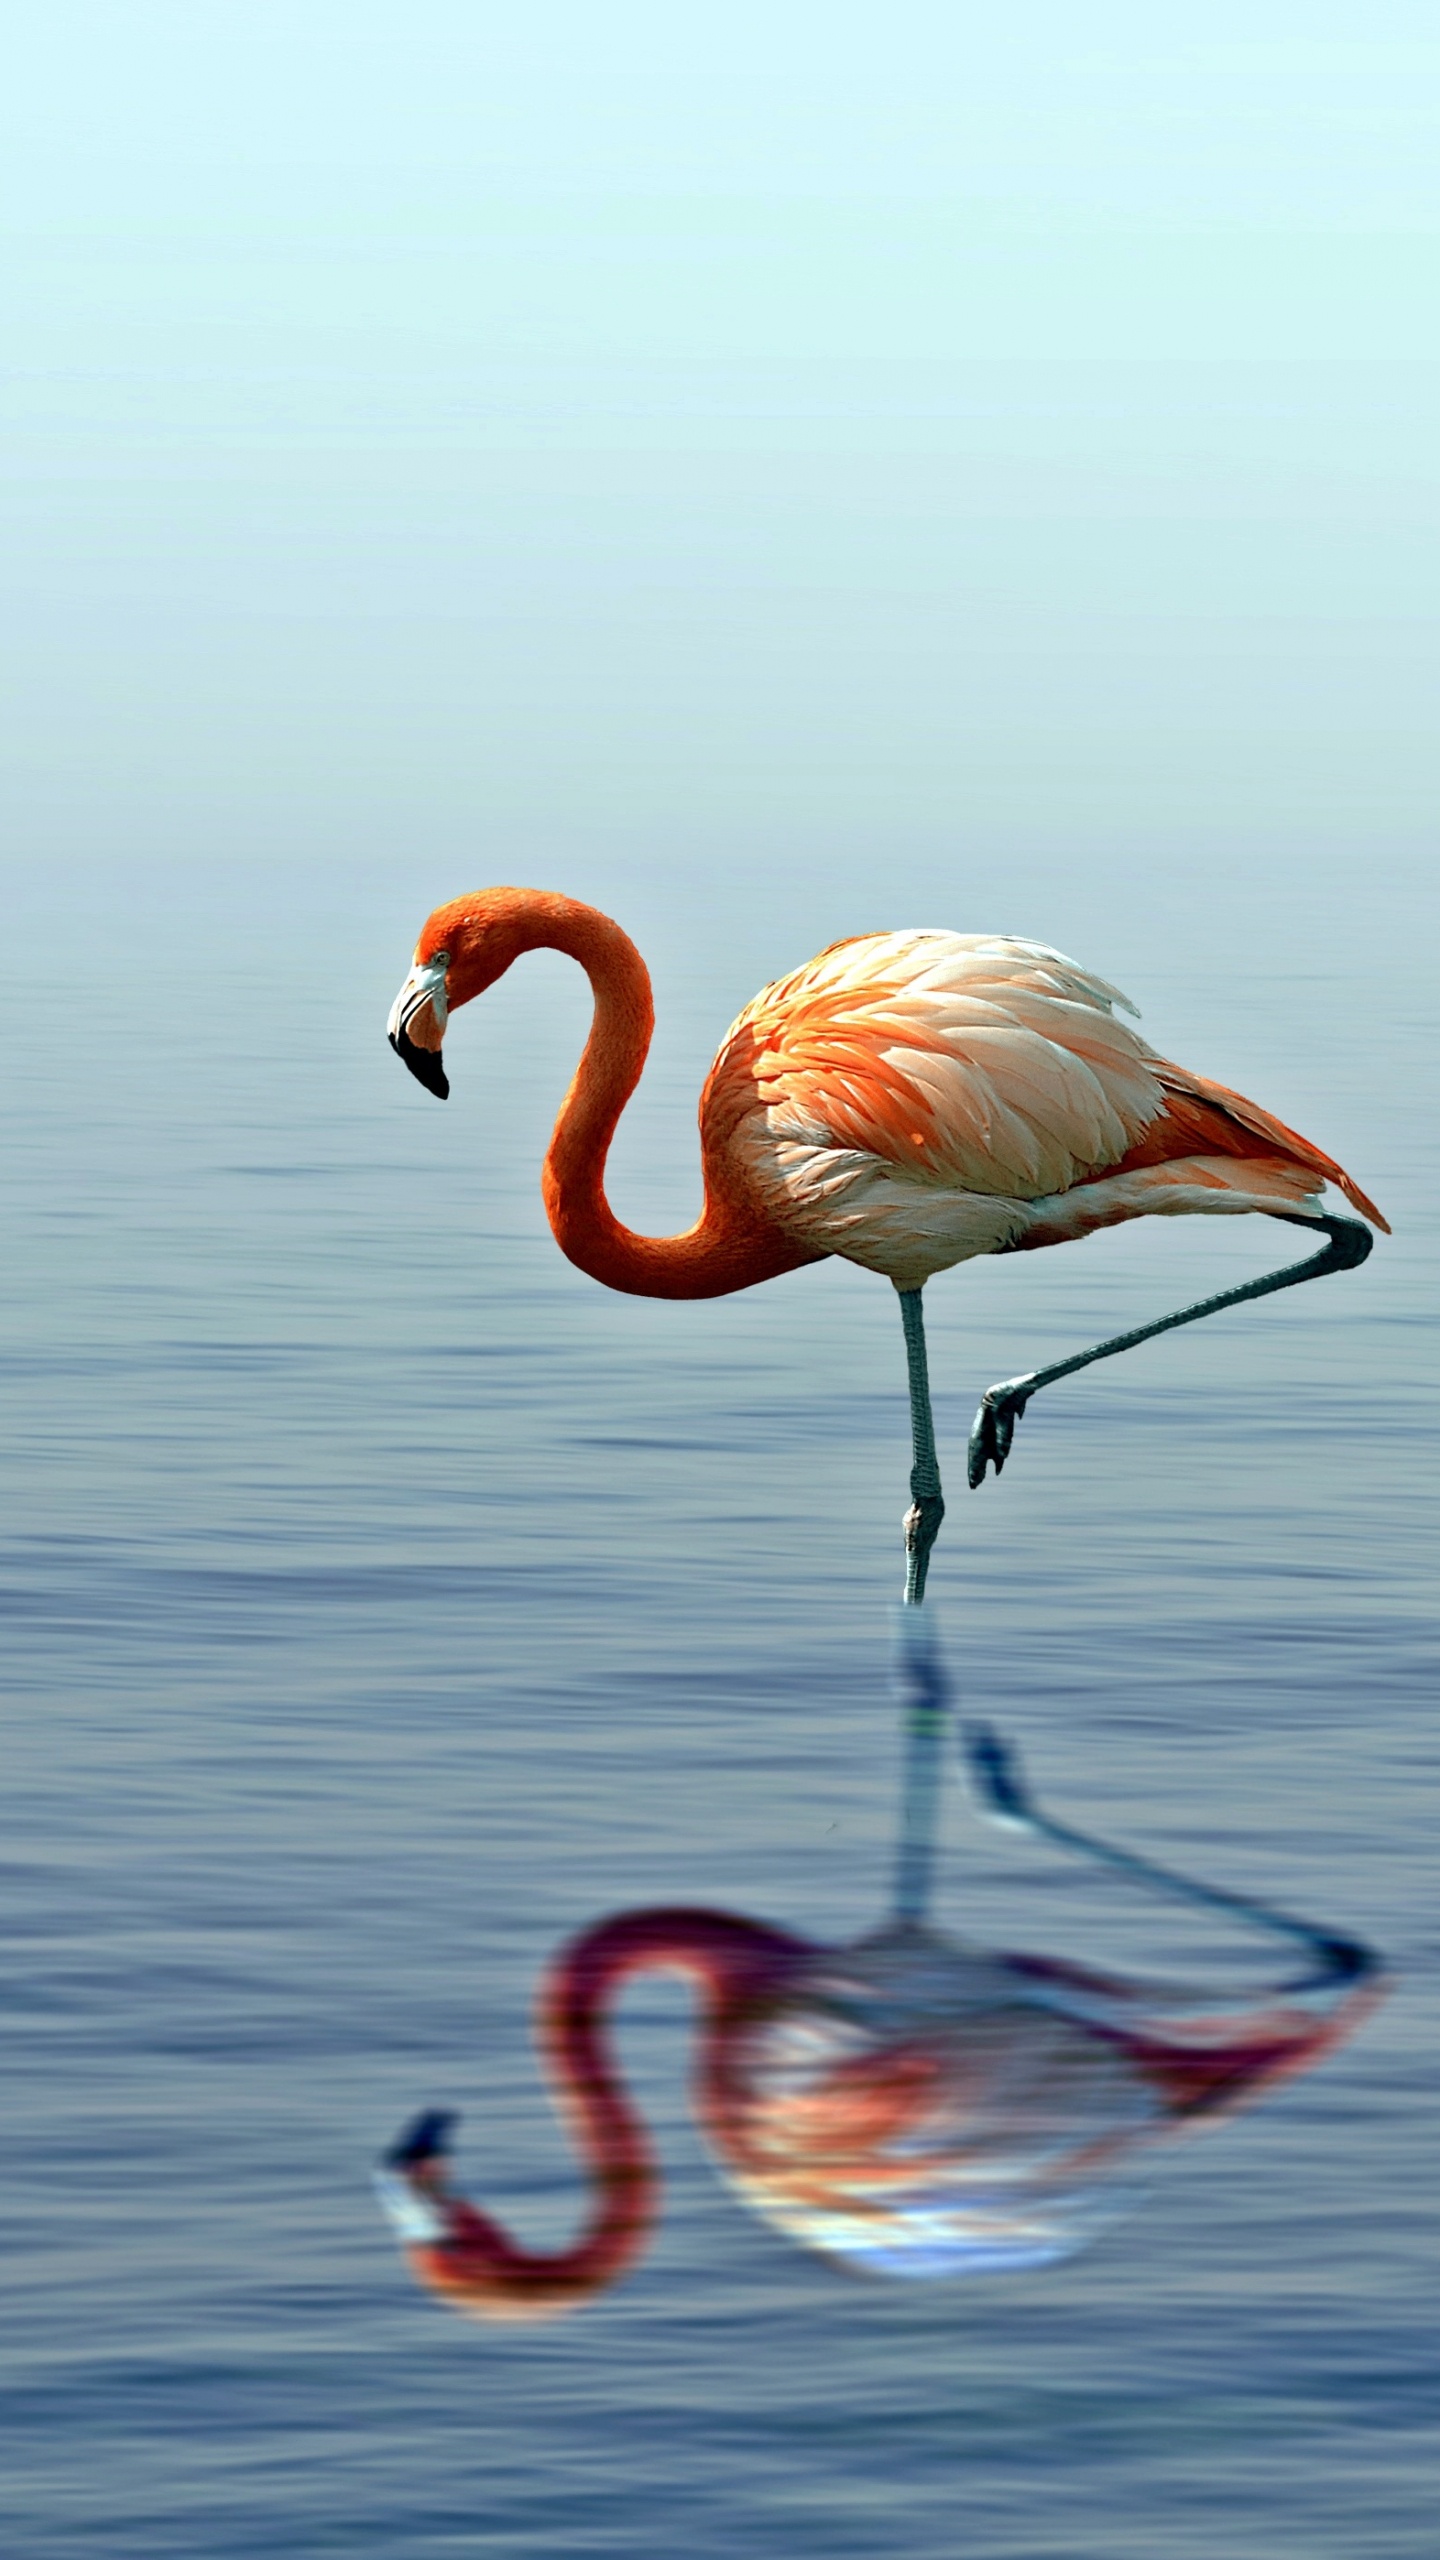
[387,893,530,1100]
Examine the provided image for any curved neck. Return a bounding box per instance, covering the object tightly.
[494,894,817,1300]
[408,1907,806,2319]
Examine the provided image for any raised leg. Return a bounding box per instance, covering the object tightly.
[898,1286,945,1605]
[960,1722,1375,1993]
[968,1212,1374,1487]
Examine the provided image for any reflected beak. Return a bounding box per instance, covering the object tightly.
[374,2108,458,2246]
[374,2167,449,2247]
[387,956,450,1099]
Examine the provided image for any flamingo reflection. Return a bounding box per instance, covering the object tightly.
[377,1625,1383,2320]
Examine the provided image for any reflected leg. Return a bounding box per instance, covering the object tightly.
[960,1722,1376,1993]
[890,1605,952,1924]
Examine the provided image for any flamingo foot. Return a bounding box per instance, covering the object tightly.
[966,1378,1035,1486]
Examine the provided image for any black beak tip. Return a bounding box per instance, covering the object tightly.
[385,2107,459,2172]
[389,1028,450,1100]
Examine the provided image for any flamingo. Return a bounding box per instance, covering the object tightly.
[387,891,1386,1599]
[376,1624,1382,2319]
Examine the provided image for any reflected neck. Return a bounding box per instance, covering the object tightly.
[407,1907,807,2318]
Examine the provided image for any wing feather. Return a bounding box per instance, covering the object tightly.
[702,927,1387,1279]
[714,931,1164,1200]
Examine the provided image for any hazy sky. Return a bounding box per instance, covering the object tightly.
[3,5,1436,892]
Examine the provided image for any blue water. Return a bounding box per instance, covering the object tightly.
[2,850,1435,2557]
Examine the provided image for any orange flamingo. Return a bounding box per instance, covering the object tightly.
[388,892,1386,1597]
[376,1702,1382,2320]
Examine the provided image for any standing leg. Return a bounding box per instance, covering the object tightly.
[890,1605,952,1923]
[968,1213,1374,1486]
[898,1286,945,1606]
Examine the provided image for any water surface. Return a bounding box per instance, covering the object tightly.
[1,850,1434,2557]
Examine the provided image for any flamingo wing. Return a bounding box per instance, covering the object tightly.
[704,932,1383,1285]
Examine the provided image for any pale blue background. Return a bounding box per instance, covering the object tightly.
[3,4,1436,876]
[1,9,1436,2556]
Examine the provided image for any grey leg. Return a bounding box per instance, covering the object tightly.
[968,1213,1374,1486]
[961,1723,1375,1994]
[899,1287,945,1605]
[890,1606,952,1924]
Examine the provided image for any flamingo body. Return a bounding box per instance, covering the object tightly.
[388,893,1385,1300]
[710,929,1385,1289]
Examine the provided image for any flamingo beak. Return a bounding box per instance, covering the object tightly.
[374,2166,449,2246]
[387,955,450,1099]
[373,2108,457,2245]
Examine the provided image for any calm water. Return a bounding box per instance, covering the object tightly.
[2,850,1435,2557]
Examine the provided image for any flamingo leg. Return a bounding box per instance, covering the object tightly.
[890,1604,952,1922]
[960,1723,1376,1994]
[967,1212,1374,1487]
[898,1287,945,1605]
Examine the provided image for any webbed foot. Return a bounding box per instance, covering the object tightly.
[966,1376,1036,1486]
